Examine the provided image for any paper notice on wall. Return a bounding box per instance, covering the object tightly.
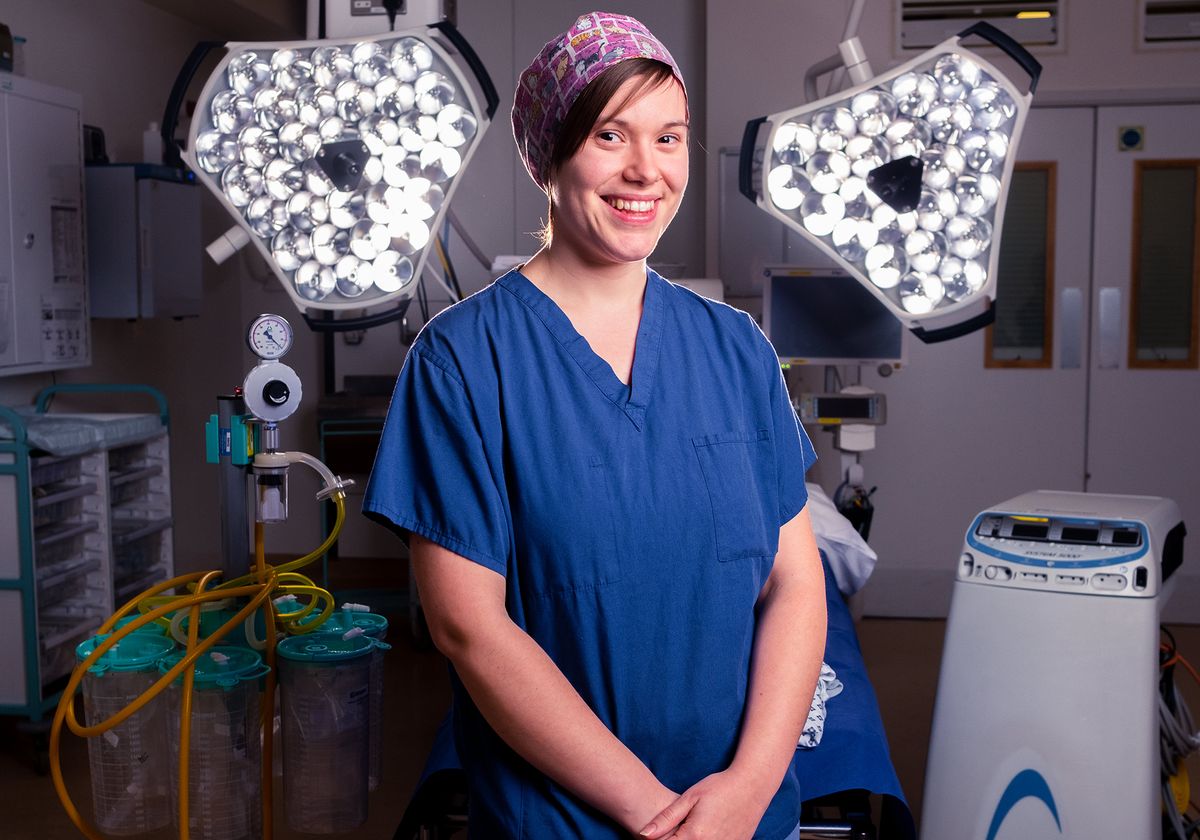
[41,294,87,363]
[51,205,83,283]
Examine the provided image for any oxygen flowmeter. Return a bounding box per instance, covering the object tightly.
[243,315,303,427]
[243,314,302,523]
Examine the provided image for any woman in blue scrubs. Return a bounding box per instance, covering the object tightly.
[364,11,826,839]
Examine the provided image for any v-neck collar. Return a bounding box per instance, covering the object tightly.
[497,268,666,430]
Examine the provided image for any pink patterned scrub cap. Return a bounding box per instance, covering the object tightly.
[511,11,686,192]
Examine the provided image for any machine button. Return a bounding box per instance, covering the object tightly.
[1134,567,1148,590]
[263,380,291,406]
[984,565,1011,581]
[1091,573,1127,591]
[959,553,975,577]
[1019,572,1047,583]
[1055,574,1086,585]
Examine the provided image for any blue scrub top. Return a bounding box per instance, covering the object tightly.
[364,269,817,839]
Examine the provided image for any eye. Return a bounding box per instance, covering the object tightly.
[596,129,621,143]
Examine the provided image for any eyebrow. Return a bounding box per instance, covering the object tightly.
[604,117,690,131]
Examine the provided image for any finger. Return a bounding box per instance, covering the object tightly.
[638,795,694,839]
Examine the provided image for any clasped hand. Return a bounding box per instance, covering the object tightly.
[636,770,771,840]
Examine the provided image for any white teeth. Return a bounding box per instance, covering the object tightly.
[608,197,654,212]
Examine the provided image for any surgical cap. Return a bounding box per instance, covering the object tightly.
[511,11,686,192]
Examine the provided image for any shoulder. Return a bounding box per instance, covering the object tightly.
[408,273,519,374]
[660,276,774,357]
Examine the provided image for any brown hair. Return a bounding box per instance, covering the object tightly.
[540,58,679,245]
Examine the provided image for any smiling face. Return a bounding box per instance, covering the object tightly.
[546,74,689,271]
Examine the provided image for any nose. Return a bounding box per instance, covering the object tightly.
[623,139,661,184]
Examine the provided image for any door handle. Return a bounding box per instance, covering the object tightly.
[1060,287,1083,369]
[1098,287,1121,370]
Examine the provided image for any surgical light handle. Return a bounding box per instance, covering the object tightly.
[958,22,1042,93]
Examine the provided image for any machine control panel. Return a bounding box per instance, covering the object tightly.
[960,506,1159,598]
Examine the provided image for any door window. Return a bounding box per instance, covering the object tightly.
[1130,160,1199,368]
[987,163,1056,367]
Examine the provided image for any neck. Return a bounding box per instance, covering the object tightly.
[521,243,647,313]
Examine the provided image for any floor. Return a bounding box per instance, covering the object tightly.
[4,557,1200,839]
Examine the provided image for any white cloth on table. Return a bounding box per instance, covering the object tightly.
[798,662,844,749]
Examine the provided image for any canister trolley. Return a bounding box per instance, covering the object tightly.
[0,384,171,770]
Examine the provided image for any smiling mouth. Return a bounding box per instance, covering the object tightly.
[606,197,656,213]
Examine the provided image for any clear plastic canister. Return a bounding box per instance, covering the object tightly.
[313,608,390,791]
[276,632,385,833]
[160,647,270,840]
[75,633,176,836]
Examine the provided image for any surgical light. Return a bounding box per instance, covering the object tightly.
[169,22,496,327]
[741,23,1040,342]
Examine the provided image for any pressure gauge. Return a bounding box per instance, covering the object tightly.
[247,314,293,360]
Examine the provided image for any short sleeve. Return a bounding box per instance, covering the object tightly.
[362,343,510,576]
[761,331,818,526]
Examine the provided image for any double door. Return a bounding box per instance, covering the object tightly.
[861,103,1200,623]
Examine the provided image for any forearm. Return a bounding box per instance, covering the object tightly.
[729,518,827,803]
[413,533,672,829]
[439,606,673,831]
[637,542,828,840]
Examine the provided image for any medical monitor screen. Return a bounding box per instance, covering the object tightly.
[815,397,873,419]
[763,268,905,365]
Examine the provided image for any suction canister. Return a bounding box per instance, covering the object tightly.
[276,631,389,833]
[161,647,270,840]
[75,633,175,835]
[311,607,390,791]
[112,614,171,638]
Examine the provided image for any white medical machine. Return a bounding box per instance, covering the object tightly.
[922,490,1186,840]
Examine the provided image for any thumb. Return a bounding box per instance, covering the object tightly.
[639,794,691,839]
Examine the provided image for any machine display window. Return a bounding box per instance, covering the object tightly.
[1061,526,1100,543]
[816,397,873,419]
[1112,530,1142,546]
[1010,522,1049,539]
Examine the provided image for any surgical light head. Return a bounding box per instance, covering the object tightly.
[741,23,1041,343]
[175,23,497,324]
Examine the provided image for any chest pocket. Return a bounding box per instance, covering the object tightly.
[517,454,623,598]
[692,430,775,562]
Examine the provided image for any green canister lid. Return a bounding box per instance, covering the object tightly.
[301,609,389,640]
[112,614,169,636]
[275,631,378,663]
[158,646,270,689]
[76,633,176,675]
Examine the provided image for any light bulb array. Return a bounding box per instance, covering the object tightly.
[184,28,490,314]
[744,26,1039,339]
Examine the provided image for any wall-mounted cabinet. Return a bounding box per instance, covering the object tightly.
[86,164,201,319]
[0,73,89,376]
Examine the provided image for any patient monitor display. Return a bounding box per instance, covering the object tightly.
[762,266,905,366]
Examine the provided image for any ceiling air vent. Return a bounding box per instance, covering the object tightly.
[899,1,1060,50]
[1142,1,1200,44]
